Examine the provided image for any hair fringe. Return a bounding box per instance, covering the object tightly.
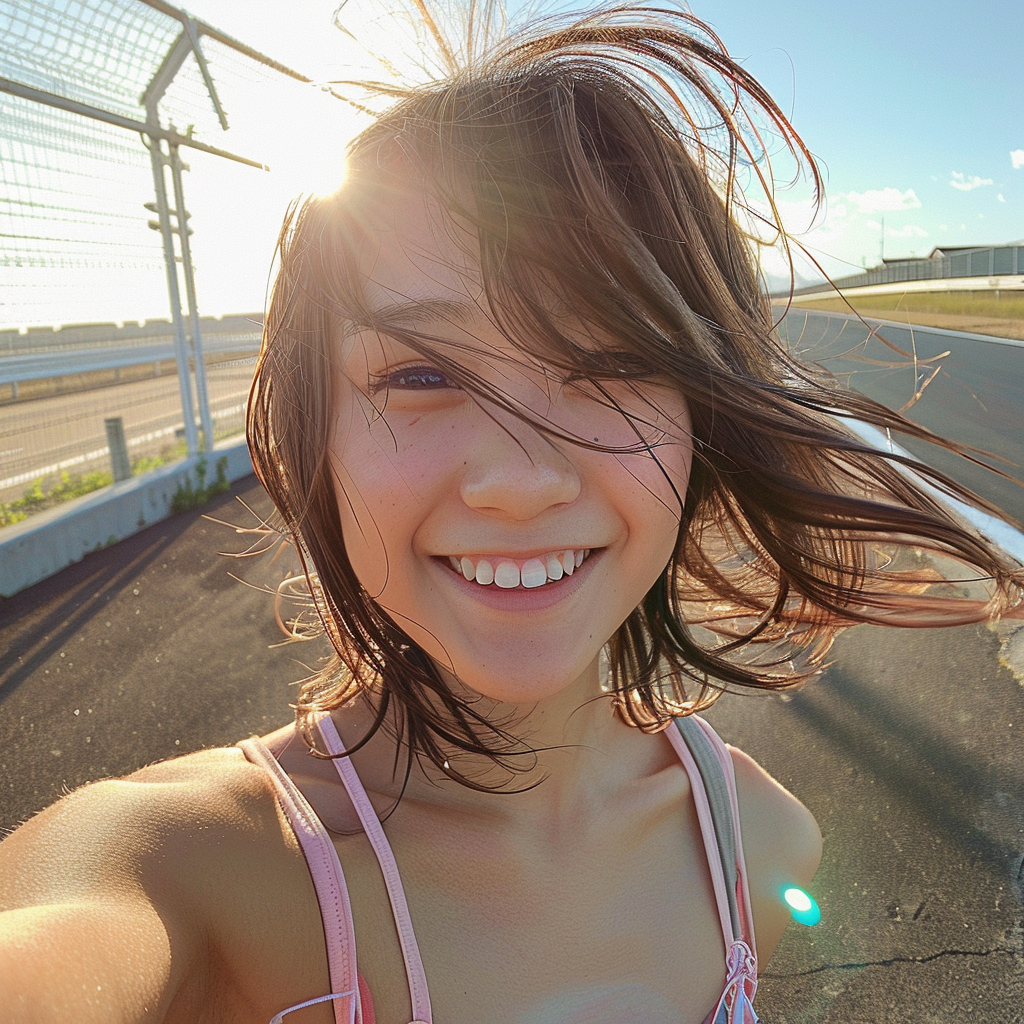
[247,2,1024,788]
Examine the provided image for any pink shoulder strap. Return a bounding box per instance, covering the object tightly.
[316,715,433,1024]
[245,716,750,1024]
[237,736,362,1024]
[665,717,758,1023]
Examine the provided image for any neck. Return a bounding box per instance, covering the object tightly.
[346,656,674,828]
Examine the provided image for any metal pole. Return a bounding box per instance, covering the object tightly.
[0,76,269,169]
[104,417,132,481]
[147,134,199,457]
[169,144,213,451]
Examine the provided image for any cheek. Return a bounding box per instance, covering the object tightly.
[621,445,692,545]
[328,400,454,597]
[328,399,406,598]
[328,452,391,599]
[612,400,693,527]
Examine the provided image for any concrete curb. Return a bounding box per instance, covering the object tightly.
[0,439,253,598]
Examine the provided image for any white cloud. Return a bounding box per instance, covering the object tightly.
[887,224,929,239]
[839,187,922,213]
[949,171,994,191]
[1011,149,1024,170]
[998,193,1006,203]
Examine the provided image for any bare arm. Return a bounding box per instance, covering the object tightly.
[728,745,823,963]
[0,774,212,1023]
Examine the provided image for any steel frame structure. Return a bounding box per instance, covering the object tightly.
[0,0,320,455]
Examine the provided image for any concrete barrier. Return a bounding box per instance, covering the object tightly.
[0,439,254,597]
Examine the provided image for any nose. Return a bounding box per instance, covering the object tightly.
[460,411,582,520]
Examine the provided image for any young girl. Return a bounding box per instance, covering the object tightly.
[1,6,1021,1023]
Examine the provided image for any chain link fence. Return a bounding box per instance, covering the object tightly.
[0,0,356,519]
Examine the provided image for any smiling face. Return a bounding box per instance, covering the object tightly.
[328,179,693,707]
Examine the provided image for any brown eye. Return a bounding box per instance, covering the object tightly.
[369,365,460,395]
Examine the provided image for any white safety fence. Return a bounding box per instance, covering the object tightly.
[0,0,353,526]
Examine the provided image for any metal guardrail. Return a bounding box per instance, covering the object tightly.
[0,331,260,384]
[791,244,1024,297]
[0,314,262,385]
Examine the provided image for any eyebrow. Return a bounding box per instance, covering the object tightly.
[365,298,478,327]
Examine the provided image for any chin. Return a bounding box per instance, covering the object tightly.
[440,660,599,709]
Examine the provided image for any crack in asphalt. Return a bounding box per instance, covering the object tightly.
[765,946,1021,978]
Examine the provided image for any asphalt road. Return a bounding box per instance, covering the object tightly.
[0,358,256,501]
[780,308,1024,527]
[1,476,1022,1022]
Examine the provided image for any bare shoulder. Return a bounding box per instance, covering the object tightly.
[0,746,308,1022]
[727,745,822,881]
[726,745,822,961]
[1,746,284,902]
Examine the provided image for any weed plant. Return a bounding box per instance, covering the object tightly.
[0,440,189,529]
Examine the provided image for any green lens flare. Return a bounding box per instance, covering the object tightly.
[783,886,821,926]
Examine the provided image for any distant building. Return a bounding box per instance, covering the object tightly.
[784,243,1024,301]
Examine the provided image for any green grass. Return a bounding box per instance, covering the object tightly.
[791,291,1024,320]
[0,440,190,529]
[170,455,229,514]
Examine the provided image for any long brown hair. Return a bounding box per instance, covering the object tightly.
[248,4,1023,785]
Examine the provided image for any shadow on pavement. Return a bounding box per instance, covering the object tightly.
[0,521,190,702]
[2,475,1023,1022]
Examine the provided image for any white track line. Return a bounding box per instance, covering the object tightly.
[844,418,1024,566]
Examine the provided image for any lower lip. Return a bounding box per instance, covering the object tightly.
[434,552,600,611]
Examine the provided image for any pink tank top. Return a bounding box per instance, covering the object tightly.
[238,714,758,1024]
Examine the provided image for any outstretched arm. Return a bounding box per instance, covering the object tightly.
[0,777,205,1023]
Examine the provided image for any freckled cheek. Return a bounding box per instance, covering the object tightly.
[613,436,692,523]
[328,421,459,595]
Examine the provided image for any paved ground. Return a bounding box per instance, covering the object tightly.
[785,302,1024,343]
[0,478,310,823]
[780,308,1024,527]
[2,476,1023,1021]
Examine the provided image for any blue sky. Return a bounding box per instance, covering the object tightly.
[185,0,1023,288]
[6,2,1016,327]
[688,1,1024,282]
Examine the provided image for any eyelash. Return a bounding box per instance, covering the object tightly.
[368,364,460,396]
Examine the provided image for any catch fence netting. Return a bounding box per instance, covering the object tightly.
[0,0,356,520]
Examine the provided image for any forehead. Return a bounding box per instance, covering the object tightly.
[348,171,483,316]
[337,162,605,367]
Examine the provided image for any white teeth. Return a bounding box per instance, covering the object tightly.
[520,558,548,589]
[447,549,592,588]
[494,561,521,589]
